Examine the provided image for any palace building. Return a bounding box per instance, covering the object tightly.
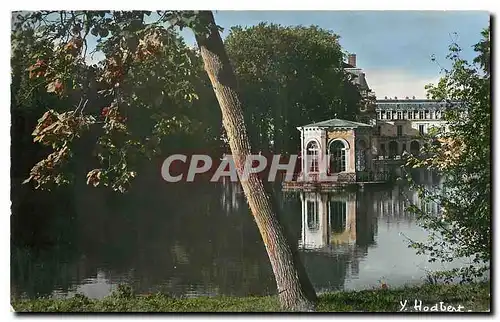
[293,54,458,184]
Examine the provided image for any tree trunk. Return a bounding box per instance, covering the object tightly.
[194,11,317,311]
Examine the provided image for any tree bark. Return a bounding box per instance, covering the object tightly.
[194,11,317,311]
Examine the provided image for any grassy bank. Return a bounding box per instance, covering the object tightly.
[12,282,490,313]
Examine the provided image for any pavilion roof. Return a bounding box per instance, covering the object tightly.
[300,118,372,129]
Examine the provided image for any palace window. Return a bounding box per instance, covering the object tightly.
[430,111,434,119]
[419,124,425,135]
[414,110,418,119]
[408,111,413,119]
[425,110,430,119]
[306,141,319,172]
[329,140,346,173]
[397,111,402,120]
[419,111,424,119]
[392,111,396,120]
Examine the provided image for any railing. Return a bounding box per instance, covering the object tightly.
[283,170,394,183]
[373,171,393,181]
[308,173,320,182]
[376,134,422,139]
[356,171,374,182]
[354,171,392,182]
[337,173,356,182]
[375,155,407,160]
[283,172,319,182]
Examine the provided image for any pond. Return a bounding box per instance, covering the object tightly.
[11,170,465,299]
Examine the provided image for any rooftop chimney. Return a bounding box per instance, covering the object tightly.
[348,54,357,67]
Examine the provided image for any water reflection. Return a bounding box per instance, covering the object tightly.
[221,176,243,214]
[12,171,458,299]
[300,192,358,249]
[293,181,444,293]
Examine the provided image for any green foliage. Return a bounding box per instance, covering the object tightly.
[13,11,363,190]
[404,27,491,281]
[224,23,363,153]
[12,11,220,192]
[12,282,490,312]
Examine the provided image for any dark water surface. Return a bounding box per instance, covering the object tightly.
[11,171,465,299]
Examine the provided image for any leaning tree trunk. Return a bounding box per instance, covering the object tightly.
[194,11,317,311]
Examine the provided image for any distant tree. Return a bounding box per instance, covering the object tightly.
[404,26,491,282]
[224,23,362,153]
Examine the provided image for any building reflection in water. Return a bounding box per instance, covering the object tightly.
[373,171,442,224]
[299,192,358,250]
[296,190,372,290]
[296,174,442,290]
[298,184,441,250]
[221,176,243,214]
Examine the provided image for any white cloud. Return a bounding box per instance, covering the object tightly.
[364,68,441,99]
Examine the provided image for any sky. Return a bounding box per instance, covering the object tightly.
[19,10,491,99]
[174,11,489,99]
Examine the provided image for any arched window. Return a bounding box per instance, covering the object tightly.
[410,141,420,155]
[329,140,346,173]
[306,141,319,172]
[356,140,367,171]
[388,141,398,157]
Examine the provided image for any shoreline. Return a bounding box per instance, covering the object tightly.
[12,282,490,313]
